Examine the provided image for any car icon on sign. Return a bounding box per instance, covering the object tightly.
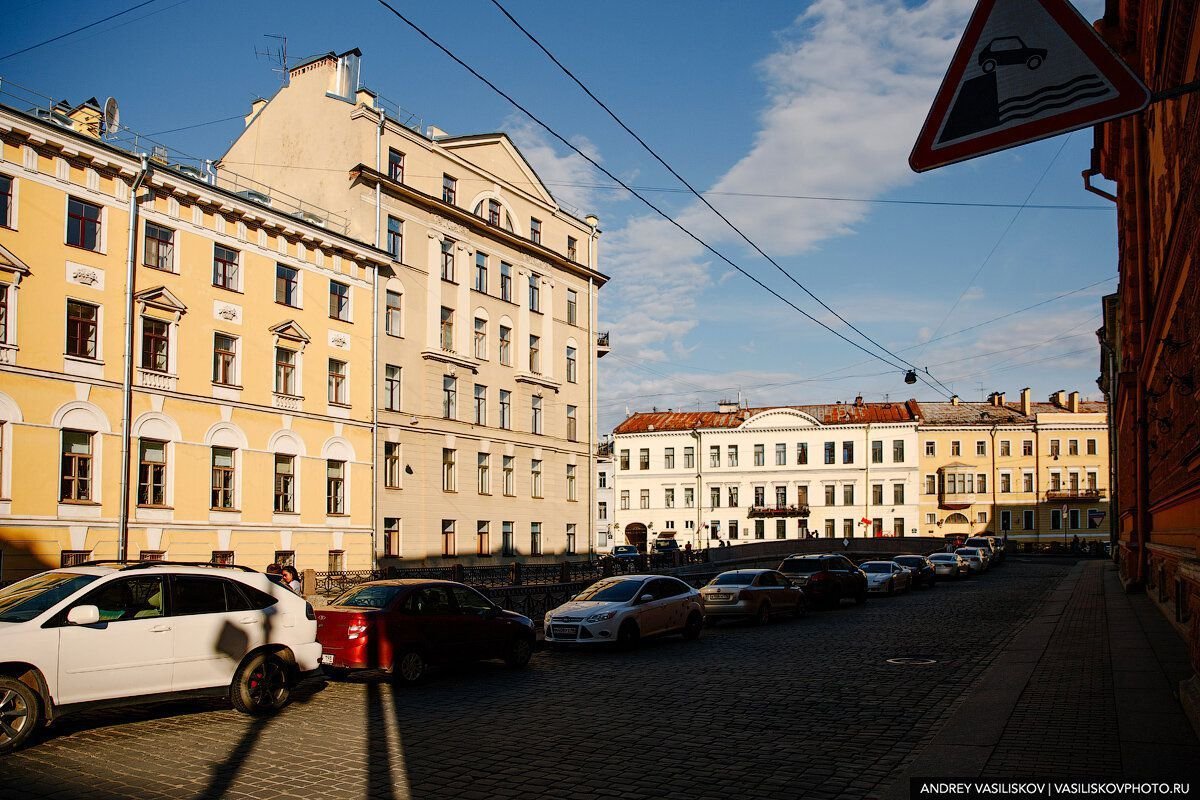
[978,36,1047,72]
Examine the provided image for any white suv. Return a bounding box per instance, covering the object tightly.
[0,561,322,753]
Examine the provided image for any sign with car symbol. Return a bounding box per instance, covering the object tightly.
[909,0,1149,172]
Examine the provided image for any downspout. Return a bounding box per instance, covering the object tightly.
[990,424,998,538]
[118,154,151,561]
[693,428,702,548]
[863,423,870,538]
[371,110,384,571]
[586,215,598,557]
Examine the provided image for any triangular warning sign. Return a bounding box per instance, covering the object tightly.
[909,0,1149,172]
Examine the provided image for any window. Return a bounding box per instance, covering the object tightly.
[598,471,607,489]
[137,440,167,507]
[329,281,350,321]
[824,442,835,464]
[729,486,739,507]
[273,550,295,568]
[665,447,675,469]
[1051,509,1062,530]
[328,359,348,405]
[1001,510,1012,532]
[385,290,402,336]
[619,449,630,470]
[211,446,235,509]
[567,464,577,501]
[711,486,722,508]
[639,448,650,470]
[710,446,721,468]
[499,389,511,429]
[383,443,401,489]
[386,216,403,260]
[531,395,543,434]
[1069,509,1081,530]
[924,441,936,457]
[620,490,630,510]
[141,318,169,373]
[640,489,649,509]
[1023,440,1033,456]
[440,306,455,351]
[824,485,835,506]
[441,239,455,282]
[893,518,904,536]
[598,501,607,520]
[566,523,576,554]
[776,443,787,466]
[384,365,402,411]
[754,444,765,467]
[275,264,299,307]
[474,316,488,357]
[1050,472,1062,490]
[976,440,987,456]
[843,484,854,505]
[977,474,987,493]
[503,455,514,495]
[66,300,98,359]
[684,447,694,469]
[1000,473,1011,493]
[388,148,405,183]
[325,460,345,514]
[486,199,502,226]
[528,274,541,312]
[842,441,854,464]
[274,347,297,395]
[530,523,542,555]
[1024,510,1035,530]
[776,519,787,539]
[442,448,457,492]
[684,487,694,507]
[775,486,787,508]
[566,346,577,383]
[475,252,488,292]
[144,223,174,271]
[443,375,457,419]
[498,325,512,365]
[871,440,883,464]
[925,513,936,525]
[796,443,808,465]
[473,384,487,425]
[211,550,236,566]
[567,236,578,262]
[501,521,514,555]
[951,441,961,457]
[530,217,541,244]
[0,174,11,228]
[754,486,766,506]
[529,335,541,373]
[728,446,739,467]
[213,245,239,289]
[442,520,456,557]
[665,488,675,508]
[0,281,9,345]
[1050,439,1061,457]
[1023,472,1034,493]
[477,453,490,495]
[475,521,490,556]
[567,289,578,325]
[274,454,295,511]
[925,474,936,494]
[500,262,513,301]
[66,197,101,250]
[843,519,854,538]
[213,334,237,385]
[893,440,905,463]
[1087,471,1098,490]
[893,483,905,504]
[1087,438,1098,456]
[729,521,739,540]
[532,460,543,498]
[1000,440,1011,457]
[872,484,884,505]
[755,520,765,540]
[1068,439,1079,456]
[566,405,577,442]
[442,174,457,205]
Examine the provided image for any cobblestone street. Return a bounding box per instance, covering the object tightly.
[0,559,1078,800]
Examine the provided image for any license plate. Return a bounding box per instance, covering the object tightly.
[708,593,730,601]
[551,625,577,638]
[320,654,334,665]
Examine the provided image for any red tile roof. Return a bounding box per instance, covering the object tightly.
[612,400,921,434]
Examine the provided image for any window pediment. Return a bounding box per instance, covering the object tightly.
[269,320,311,348]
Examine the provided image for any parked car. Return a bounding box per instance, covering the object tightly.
[0,561,321,754]
[892,555,937,588]
[609,545,641,561]
[928,552,967,579]
[963,536,1001,565]
[955,547,987,574]
[652,537,680,554]
[861,561,912,595]
[544,575,703,648]
[316,579,535,683]
[778,554,867,607]
[699,569,806,625]
[978,36,1047,72]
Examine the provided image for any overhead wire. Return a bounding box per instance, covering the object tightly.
[0,0,161,63]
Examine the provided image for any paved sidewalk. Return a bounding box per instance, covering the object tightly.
[879,559,1200,797]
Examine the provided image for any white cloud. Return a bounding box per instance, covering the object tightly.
[502,114,602,213]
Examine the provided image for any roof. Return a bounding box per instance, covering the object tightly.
[915,400,1107,426]
[612,400,921,435]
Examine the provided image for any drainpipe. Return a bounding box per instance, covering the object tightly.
[863,423,870,539]
[118,154,151,562]
[371,110,384,571]
[693,427,702,549]
[990,424,998,539]
[585,214,598,557]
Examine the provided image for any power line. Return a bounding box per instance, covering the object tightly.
[145,114,244,137]
[0,0,160,63]
[489,0,954,400]
[369,0,953,400]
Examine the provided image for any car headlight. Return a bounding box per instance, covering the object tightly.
[586,611,618,622]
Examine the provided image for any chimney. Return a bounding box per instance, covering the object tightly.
[329,49,362,100]
[717,400,739,414]
[1050,389,1067,408]
[951,395,960,406]
[245,97,268,127]
[994,391,1006,407]
[854,394,864,407]
[355,87,377,108]
[1068,390,1080,412]
[1020,387,1031,416]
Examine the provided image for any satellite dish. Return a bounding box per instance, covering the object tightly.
[102,97,119,135]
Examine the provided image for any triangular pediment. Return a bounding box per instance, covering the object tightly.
[440,134,558,207]
[269,320,311,343]
[0,243,31,277]
[135,286,187,314]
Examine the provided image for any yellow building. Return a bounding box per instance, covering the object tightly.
[0,98,390,580]
[218,49,609,563]
[916,389,1111,545]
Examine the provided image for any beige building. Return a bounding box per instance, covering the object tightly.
[916,389,1110,544]
[218,49,608,563]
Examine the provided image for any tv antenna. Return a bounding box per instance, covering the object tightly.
[255,34,289,85]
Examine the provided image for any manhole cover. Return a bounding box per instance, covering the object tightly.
[886,657,938,665]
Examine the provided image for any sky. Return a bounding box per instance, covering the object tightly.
[1,0,1118,433]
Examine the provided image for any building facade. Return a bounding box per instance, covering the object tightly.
[0,100,388,580]
[218,50,608,563]
[594,438,615,553]
[917,390,1110,544]
[610,400,922,549]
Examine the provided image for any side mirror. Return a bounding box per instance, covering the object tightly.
[67,605,100,625]
[638,593,655,603]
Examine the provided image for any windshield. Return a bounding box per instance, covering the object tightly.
[710,573,755,586]
[333,584,406,609]
[613,546,637,554]
[862,563,893,574]
[574,579,644,603]
[956,549,979,557]
[964,539,991,548]
[929,554,955,561]
[780,558,825,574]
[0,572,101,623]
[894,557,923,566]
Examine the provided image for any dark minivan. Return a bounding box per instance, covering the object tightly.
[777,554,867,607]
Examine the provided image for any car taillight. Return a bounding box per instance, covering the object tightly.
[305,602,316,621]
[808,572,828,581]
[347,619,369,639]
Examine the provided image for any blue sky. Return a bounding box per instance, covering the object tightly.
[3,0,1117,432]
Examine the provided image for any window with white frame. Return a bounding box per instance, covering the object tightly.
[443,375,456,419]
[474,384,487,425]
[567,464,577,501]
[474,252,488,293]
[503,455,514,496]
[442,448,457,492]
[567,289,578,325]
[326,460,346,514]
[385,290,403,337]
[531,459,543,498]
[66,197,101,251]
[566,346,577,383]
[60,430,94,502]
[531,395,543,434]
[477,453,490,494]
[144,222,174,271]
[441,239,455,282]
[66,300,99,360]
[566,405,577,442]
[213,334,238,386]
[440,306,454,351]
[499,389,511,429]
[328,359,348,405]
[474,317,487,359]
[137,439,167,507]
[274,454,295,511]
[383,443,401,489]
[384,365,401,411]
[274,347,297,396]
[213,244,239,290]
[211,446,235,509]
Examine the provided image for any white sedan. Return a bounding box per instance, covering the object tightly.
[544,575,704,647]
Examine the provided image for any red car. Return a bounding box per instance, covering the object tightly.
[316,579,536,682]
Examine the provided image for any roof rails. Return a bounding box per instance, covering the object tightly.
[76,560,258,573]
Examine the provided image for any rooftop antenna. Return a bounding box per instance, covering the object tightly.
[255,34,289,86]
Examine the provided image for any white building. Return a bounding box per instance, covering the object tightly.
[594,439,615,553]
[610,399,922,549]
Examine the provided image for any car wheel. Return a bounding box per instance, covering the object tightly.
[1027,55,1042,69]
[683,612,703,641]
[504,637,534,669]
[753,602,771,626]
[982,59,997,73]
[231,652,291,715]
[617,620,641,650]
[0,677,42,754]
[393,649,428,684]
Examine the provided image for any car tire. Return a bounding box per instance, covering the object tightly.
[982,59,997,73]
[1027,55,1042,69]
[392,649,429,684]
[231,652,291,715]
[683,612,703,641]
[617,620,641,650]
[0,677,42,755]
[504,637,534,669]
[753,602,771,626]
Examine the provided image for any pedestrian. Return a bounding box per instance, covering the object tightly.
[281,565,302,594]
[265,563,282,576]
[684,541,692,553]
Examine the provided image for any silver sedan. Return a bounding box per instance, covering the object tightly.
[699,569,806,625]
[860,561,912,595]
[928,552,967,578]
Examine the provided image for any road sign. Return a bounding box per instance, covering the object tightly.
[909,0,1150,172]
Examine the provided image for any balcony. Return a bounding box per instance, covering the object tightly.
[272,393,302,411]
[938,492,976,510]
[1045,488,1105,501]
[136,368,177,391]
[596,331,610,358]
[748,504,810,518]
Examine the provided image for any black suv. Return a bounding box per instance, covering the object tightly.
[892,555,937,589]
[777,554,867,607]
